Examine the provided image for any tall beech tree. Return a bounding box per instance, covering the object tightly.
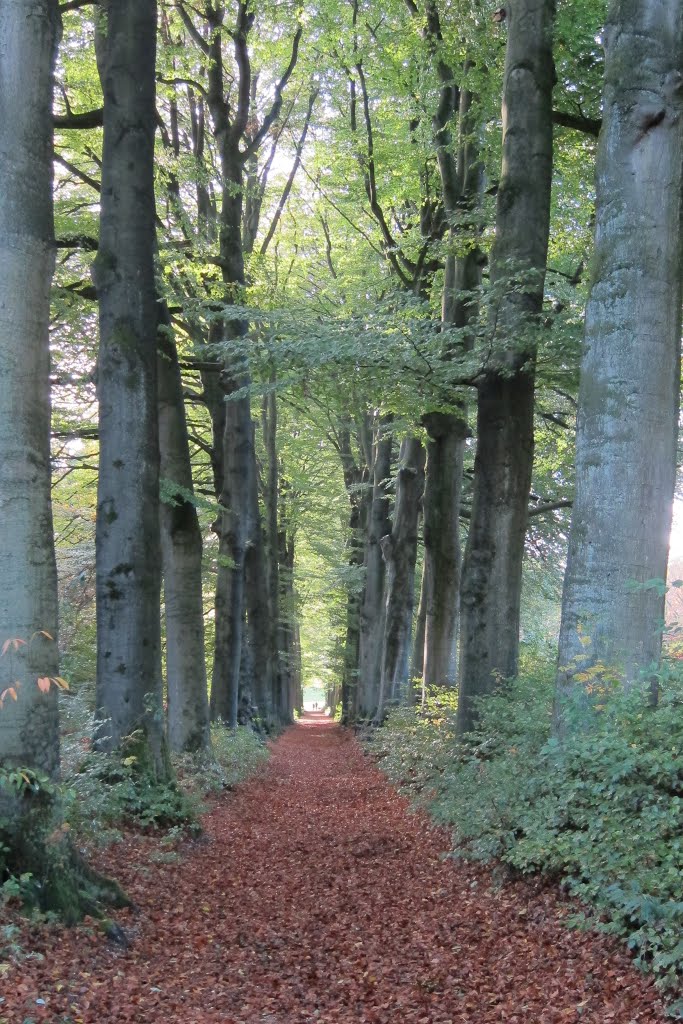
[0,0,61,780]
[408,3,482,693]
[357,419,392,720]
[556,0,683,723]
[158,302,211,754]
[376,436,425,719]
[0,0,127,918]
[457,0,556,733]
[93,0,168,775]
[172,0,301,728]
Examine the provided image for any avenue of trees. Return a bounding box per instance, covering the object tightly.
[1,0,683,930]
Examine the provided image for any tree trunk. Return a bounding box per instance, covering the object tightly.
[376,438,425,720]
[244,421,275,727]
[555,0,683,726]
[93,0,168,776]
[262,386,281,725]
[357,421,392,720]
[411,563,427,700]
[210,389,251,728]
[277,526,296,723]
[0,0,60,779]
[0,0,129,921]
[421,413,466,688]
[158,303,211,754]
[457,0,555,734]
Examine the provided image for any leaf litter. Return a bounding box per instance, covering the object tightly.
[0,715,666,1022]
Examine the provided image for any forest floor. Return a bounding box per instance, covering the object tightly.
[1,714,667,1023]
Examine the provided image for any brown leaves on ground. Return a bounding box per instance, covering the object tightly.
[0,716,666,1022]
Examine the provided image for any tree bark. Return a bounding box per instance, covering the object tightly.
[93,0,168,776]
[0,0,61,778]
[262,386,281,725]
[337,424,370,723]
[244,421,276,727]
[357,420,392,720]
[421,413,466,688]
[376,438,426,719]
[158,303,211,754]
[457,0,555,734]
[0,0,131,921]
[555,0,683,725]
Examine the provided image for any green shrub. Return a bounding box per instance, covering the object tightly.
[59,694,269,836]
[376,667,683,996]
[173,723,269,799]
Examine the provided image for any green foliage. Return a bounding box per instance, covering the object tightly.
[65,747,195,832]
[58,696,192,832]
[376,668,683,996]
[175,722,269,795]
[59,695,268,836]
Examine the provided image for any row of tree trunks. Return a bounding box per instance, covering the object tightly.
[198,4,301,730]
[262,386,282,727]
[420,413,465,690]
[278,526,301,721]
[339,425,371,724]
[245,415,276,725]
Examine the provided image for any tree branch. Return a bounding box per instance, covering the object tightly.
[55,234,99,251]
[55,280,98,301]
[54,153,101,193]
[552,109,601,137]
[175,1,210,56]
[59,0,96,11]
[243,25,303,158]
[230,0,257,144]
[527,499,573,518]
[260,87,318,256]
[54,107,104,129]
[354,62,413,286]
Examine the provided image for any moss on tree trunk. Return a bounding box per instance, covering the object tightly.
[1,783,130,923]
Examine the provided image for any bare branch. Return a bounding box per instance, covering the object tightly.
[55,234,99,251]
[527,499,573,518]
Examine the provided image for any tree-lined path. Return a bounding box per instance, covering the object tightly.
[5,717,664,1023]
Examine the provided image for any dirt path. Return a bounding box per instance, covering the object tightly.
[2,716,665,1022]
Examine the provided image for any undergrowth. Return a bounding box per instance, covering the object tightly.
[59,693,269,839]
[1,693,269,938]
[374,666,683,1008]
